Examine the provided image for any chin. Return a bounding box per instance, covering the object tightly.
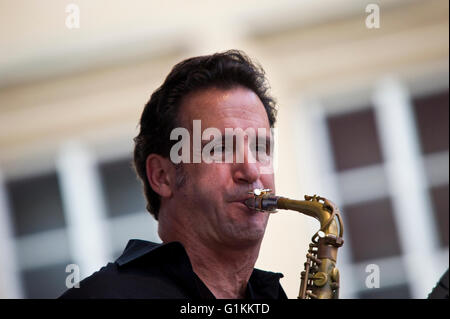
[221,204,269,244]
[221,222,266,246]
[242,230,266,242]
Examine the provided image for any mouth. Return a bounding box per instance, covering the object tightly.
[232,196,258,213]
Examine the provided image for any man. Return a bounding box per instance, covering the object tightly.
[59,50,287,299]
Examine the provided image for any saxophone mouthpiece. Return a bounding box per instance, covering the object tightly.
[245,188,278,212]
[244,198,256,209]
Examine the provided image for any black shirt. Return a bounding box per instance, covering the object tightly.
[59,239,288,299]
[428,269,449,299]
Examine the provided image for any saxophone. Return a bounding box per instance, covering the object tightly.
[245,189,344,299]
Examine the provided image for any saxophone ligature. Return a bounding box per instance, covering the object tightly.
[245,189,344,299]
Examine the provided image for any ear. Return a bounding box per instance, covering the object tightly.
[145,154,174,198]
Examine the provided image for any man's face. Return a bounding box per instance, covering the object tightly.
[171,86,275,248]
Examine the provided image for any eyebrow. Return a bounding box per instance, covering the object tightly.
[200,132,273,146]
[201,135,225,147]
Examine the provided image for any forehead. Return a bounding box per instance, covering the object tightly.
[178,86,270,131]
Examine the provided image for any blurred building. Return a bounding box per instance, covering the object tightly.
[0,0,448,298]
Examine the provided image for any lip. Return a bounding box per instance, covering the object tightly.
[227,192,261,212]
[231,198,257,213]
[232,197,252,205]
[232,194,255,203]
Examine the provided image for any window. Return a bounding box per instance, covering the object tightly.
[358,284,411,299]
[412,89,449,248]
[326,108,383,171]
[344,198,402,262]
[413,91,449,154]
[319,86,449,298]
[5,171,71,298]
[21,262,73,298]
[7,172,66,237]
[98,157,146,218]
[98,156,160,257]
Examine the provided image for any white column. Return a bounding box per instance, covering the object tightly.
[373,78,439,298]
[56,141,111,279]
[0,170,23,298]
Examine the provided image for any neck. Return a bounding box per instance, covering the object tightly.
[184,238,262,299]
[158,210,262,299]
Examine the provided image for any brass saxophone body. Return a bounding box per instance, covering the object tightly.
[245,189,344,299]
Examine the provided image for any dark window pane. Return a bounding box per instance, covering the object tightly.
[358,284,411,299]
[430,184,449,247]
[344,198,402,262]
[413,90,449,154]
[21,262,73,298]
[99,158,146,217]
[326,108,383,171]
[7,172,66,237]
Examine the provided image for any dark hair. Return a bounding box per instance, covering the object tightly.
[133,49,277,220]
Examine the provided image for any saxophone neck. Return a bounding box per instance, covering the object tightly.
[278,196,330,223]
[245,191,344,239]
[279,195,342,237]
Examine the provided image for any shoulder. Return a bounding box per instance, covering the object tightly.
[58,262,134,299]
[58,260,187,299]
[250,268,288,299]
[58,240,192,299]
[251,268,284,285]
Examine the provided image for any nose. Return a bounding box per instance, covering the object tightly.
[232,143,260,185]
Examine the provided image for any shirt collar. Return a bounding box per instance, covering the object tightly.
[115,239,285,298]
[115,239,178,266]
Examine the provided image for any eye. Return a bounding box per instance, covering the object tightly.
[253,142,270,156]
[255,143,272,163]
[256,144,267,153]
[210,143,227,157]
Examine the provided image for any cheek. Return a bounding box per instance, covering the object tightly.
[191,164,230,194]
